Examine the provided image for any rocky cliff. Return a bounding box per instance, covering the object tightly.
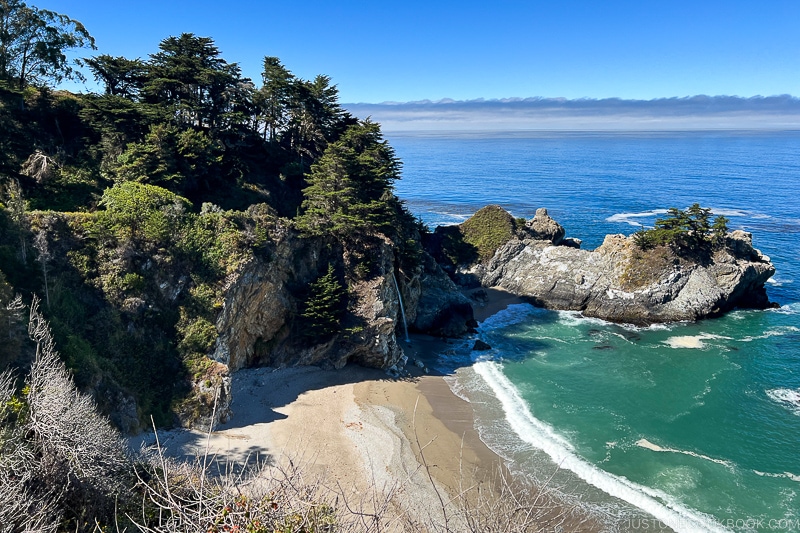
[448,208,776,325]
[201,228,473,427]
[215,232,472,372]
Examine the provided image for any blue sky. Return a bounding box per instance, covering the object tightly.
[40,0,799,103]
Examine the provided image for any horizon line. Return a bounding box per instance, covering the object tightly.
[344,94,800,106]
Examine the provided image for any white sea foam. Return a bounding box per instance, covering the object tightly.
[556,310,614,328]
[606,210,669,227]
[478,303,537,331]
[754,470,800,483]
[741,326,800,342]
[639,322,674,331]
[610,331,639,343]
[708,208,748,218]
[635,439,733,468]
[766,388,800,415]
[553,309,676,332]
[664,333,731,349]
[767,303,800,316]
[766,277,793,286]
[473,360,730,533]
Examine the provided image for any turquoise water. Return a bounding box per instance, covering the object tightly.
[388,131,800,532]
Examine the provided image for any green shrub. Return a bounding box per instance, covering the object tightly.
[177,316,218,356]
[98,181,191,244]
[460,205,518,261]
[121,272,145,294]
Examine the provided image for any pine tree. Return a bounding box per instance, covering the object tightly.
[712,215,729,245]
[300,264,345,338]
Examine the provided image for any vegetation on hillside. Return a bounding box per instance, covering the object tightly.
[0,0,422,429]
[426,205,523,269]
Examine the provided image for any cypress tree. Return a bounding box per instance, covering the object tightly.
[295,120,401,239]
[300,264,345,338]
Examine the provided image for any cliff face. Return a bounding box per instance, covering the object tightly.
[452,209,775,325]
[200,230,473,426]
[214,234,403,372]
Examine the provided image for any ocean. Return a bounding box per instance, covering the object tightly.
[387,131,800,532]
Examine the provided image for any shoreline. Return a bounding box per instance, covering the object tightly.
[130,288,612,531]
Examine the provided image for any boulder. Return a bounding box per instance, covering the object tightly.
[214,233,408,372]
[472,339,492,351]
[525,208,566,245]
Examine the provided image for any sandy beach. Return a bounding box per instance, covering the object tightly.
[133,288,608,531]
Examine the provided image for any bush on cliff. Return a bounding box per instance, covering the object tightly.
[461,205,519,261]
[427,205,520,268]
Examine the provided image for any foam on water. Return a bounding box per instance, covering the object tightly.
[664,333,732,349]
[606,209,669,226]
[472,359,730,533]
[754,470,800,483]
[479,303,538,330]
[766,388,800,415]
[708,208,749,218]
[767,303,800,315]
[556,309,617,328]
[740,326,800,342]
[635,439,733,468]
[556,309,678,332]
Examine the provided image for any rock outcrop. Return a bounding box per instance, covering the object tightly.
[525,208,565,245]
[452,208,775,325]
[411,253,476,337]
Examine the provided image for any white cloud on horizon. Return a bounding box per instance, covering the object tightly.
[344,95,800,131]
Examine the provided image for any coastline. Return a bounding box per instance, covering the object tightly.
[131,288,610,531]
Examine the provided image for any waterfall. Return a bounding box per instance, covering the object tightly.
[391,272,411,343]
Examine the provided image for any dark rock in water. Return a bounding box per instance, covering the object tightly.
[592,345,614,350]
[472,339,492,351]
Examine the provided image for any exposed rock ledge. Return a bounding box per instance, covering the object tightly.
[455,208,776,325]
